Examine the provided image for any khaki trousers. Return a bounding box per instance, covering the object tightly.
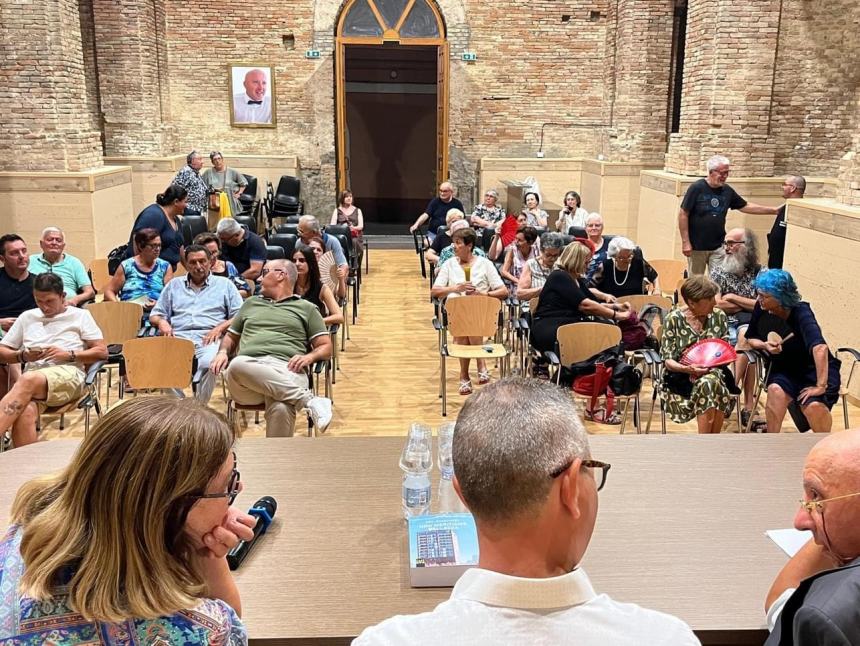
[225,355,313,437]
[687,247,726,276]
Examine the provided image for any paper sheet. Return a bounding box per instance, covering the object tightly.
[766,528,812,557]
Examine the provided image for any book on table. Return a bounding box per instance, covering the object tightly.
[408,513,479,587]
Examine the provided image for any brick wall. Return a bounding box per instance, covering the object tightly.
[770,0,860,195]
[0,0,102,171]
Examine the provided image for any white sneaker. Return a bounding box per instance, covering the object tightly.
[306,397,333,433]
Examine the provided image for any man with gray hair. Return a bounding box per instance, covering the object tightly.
[712,227,762,424]
[217,217,267,281]
[210,258,333,435]
[354,378,699,646]
[679,155,778,276]
[768,175,806,269]
[297,215,348,278]
[28,227,94,306]
[171,151,208,214]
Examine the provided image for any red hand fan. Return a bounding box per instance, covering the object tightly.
[679,338,737,368]
[499,214,520,247]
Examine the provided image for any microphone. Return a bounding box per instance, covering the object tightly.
[227,496,277,570]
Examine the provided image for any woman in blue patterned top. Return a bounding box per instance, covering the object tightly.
[0,396,255,644]
[105,228,174,309]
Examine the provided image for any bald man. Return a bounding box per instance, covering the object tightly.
[409,182,464,243]
[765,430,860,644]
[232,68,272,124]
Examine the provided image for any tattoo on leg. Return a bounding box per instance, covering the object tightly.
[2,400,23,416]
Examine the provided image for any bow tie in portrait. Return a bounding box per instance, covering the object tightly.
[247,100,263,105]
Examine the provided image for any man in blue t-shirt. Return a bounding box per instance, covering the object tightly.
[216,217,267,281]
[409,182,465,243]
[678,155,778,276]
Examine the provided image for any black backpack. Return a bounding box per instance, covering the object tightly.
[107,244,129,275]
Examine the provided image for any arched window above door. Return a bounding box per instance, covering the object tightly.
[339,0,444,42]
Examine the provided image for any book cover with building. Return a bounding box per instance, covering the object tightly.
[408,513,479,587]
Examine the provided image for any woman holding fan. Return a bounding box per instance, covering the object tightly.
[659,275,737,434]
[293,246,343,327]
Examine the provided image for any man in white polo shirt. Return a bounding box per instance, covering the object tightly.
[0,273,107,448]
[354,378,699,646]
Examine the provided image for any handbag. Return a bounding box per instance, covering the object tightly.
[209,191,220,211]
[572,362,615,419]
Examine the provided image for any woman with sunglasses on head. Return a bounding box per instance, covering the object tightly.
[0,396,255,643]
[104,228,174,311]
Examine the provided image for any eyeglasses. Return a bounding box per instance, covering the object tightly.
[195,452,241,505]
[550,458,611,491]
[145,243,163,250]
[799,491,860,515]
[723,240,744,248]
[260,267,286,277]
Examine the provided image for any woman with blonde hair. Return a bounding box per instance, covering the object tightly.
[0,397,255,643]
[531,240,631,354]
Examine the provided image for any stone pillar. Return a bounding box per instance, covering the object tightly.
[838,137,860,208]
[91,0,173,156]
[607,0,675,164]
[0,0,103,171]
[665,0,781,176]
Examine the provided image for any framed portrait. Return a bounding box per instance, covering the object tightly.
[229,63,276,128]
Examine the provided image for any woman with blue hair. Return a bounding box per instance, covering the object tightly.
[745,269,841,433]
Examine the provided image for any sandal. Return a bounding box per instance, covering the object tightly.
[586,407,622,425]
[477,371,491,385]
[458,380,473,395]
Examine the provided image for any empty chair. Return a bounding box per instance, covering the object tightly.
[268,233,298,260]
[121,337,196,395]
[237,174,258,215]
[180,215,208,246]
[269,175,303,221]
[266,245,286,260]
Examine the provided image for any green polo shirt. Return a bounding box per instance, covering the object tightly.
[229,295,327,362]
[28,253,92,298]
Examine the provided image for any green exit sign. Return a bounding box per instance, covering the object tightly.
[305,50,321,59]
[462,52,477,61]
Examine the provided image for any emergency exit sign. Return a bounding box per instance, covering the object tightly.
[462,52,477,61]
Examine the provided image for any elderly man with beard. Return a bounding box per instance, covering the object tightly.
[711,228,762,426]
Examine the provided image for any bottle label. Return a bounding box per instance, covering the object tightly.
[403,484,431,508]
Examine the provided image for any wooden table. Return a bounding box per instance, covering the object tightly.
[0,434,821,645]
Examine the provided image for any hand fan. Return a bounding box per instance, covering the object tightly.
[680,338,737,367]
[499,215,520,247]
[317,251,338,292]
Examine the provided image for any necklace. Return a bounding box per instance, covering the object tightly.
[612,260,631,286]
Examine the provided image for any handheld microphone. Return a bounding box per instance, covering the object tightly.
[227,496,277,570]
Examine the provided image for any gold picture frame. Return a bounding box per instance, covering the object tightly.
[229,63,276,128]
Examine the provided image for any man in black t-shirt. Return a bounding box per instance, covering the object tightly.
[678,155,778,275]
[409,182,465,243]
[768,175,805,269]
[0,233,36,400]
[216,218,266,281]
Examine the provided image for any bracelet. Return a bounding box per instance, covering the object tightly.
[69,350,76,363]
[611,310,616,321]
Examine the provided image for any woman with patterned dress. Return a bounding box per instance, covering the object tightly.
[500,226,540,295]
[659,276,736,434]
[104,228,173,311]
[469,189,505,232]
[0,397,254,644]
[330,189,364,269]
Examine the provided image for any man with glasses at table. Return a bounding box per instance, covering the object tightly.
[765,430,860,645]
[354,377,699,646]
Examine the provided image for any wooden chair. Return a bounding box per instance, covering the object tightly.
[546,323,640,434]
[88,258,111,299]
[120,337,195,396]
[439,295,509,416]
[648,259,687,301]
[85,301,144,406]
[616,294,674,315]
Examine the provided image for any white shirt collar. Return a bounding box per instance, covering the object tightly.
[451,567,597,609]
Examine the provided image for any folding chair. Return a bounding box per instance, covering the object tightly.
[544,322,641,434]
[438,295,510,416]
[838,348,860,429]
[648,259,687,302]
[120,336,195,397]
[85,301,144,406]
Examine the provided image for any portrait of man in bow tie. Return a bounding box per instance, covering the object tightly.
[230,65,276,127]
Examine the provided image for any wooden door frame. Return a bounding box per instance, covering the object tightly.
[334,0,448,195]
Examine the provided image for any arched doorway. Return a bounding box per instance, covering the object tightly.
[335,0,447,234]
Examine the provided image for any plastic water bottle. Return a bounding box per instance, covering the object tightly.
[400,423,432,518]
[438,422,455,480]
